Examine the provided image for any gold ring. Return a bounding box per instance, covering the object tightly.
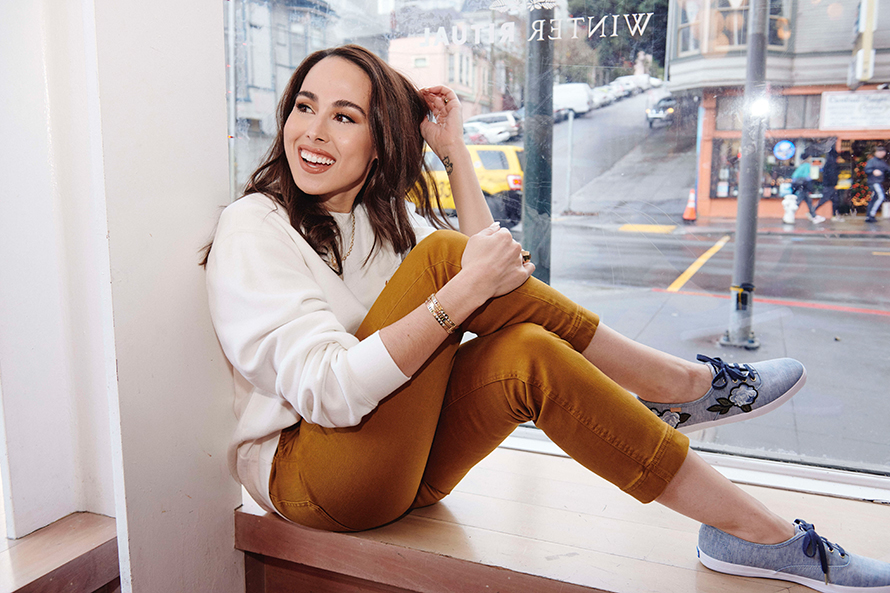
[521,250,531,263]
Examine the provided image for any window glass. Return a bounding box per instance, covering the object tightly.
[224,0,890,479]
[804,94,821,129]
[768,95,787,129]
[785,95,805,129]
[678,0,701,55]
[477,149,509,170]
[716,96,743,131]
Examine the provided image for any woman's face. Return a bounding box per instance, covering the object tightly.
[283,57,376,213]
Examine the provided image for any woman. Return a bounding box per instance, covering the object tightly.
[205,45,890,592]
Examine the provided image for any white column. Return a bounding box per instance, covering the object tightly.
[91,0,242,589]
[0,0,242,590]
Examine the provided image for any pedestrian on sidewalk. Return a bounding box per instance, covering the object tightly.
[864,145,890,223]
[792,157,825,224]
[815,148,841,221]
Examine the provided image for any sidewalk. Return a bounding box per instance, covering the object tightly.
[552,211,890,239]
[551,272,890,474]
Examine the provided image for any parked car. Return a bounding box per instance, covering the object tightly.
[645,96,677,127]
[514,104,569,123]
[591,86,612,108]
[465,111,521,139]
[613,75,648,93]
[553,83,595,116]
[609,79,636,98]
[422,145,524,227]
[463,122,511,145]
[595,85,618,104]
[608,80,628,99]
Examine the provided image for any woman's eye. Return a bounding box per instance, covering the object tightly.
[335,113,355,124]
[296,103,313,114]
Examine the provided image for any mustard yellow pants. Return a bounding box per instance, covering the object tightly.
[270,230,689,532]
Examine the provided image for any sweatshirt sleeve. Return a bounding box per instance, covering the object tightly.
[206,220,410,428]
[406,200,440,244]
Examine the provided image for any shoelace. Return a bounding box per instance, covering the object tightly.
[696,354,755,389]
[796,519,846,585]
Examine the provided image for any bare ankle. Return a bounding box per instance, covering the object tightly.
[720,516,795,545]
[650,362,712,404]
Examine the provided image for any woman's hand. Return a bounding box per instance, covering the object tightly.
[419,86,464,159]
[460,223,535,299]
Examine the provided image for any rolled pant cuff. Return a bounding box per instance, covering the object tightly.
[625,426,690,504]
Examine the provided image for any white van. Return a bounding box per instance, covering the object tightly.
[553,83,594,116]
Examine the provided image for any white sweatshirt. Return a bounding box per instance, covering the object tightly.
[205,193,437,513]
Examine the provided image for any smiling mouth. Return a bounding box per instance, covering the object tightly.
[300,149,335,166]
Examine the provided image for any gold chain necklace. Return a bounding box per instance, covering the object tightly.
[342,211,355,262]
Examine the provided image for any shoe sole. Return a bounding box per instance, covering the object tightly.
[698,548,890,593]
[678,367,807,434]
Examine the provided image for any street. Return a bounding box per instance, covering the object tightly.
[554,228,890,310]
[510,94,890,473]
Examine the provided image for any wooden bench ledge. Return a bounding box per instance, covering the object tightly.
[0,512,118,593]
[236,447,890,593]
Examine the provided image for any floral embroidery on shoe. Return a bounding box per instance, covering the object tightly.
[707,384,759,415]
[650,408,691,428]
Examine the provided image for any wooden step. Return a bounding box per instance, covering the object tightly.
[236,447,890,593]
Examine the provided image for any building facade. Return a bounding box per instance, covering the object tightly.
[667,0,890,218]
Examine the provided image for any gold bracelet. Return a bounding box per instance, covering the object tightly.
[425,293,457,334]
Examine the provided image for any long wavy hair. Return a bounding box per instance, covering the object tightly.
[201,45,448,272]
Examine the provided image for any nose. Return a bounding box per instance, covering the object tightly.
[306,116,327,142]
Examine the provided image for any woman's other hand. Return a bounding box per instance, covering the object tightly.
[420,86,464,157]
[460,223,534,299]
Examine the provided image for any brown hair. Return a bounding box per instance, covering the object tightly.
[200,45,448,271]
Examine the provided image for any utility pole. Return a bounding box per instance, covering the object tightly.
[523,6,554,284]
[720,0,769,350]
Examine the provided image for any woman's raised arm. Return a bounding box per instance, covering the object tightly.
[420,86,495,236]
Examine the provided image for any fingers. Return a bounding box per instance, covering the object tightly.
[421,86,456,103]
[477,221,501,236]
[420,87,459,119]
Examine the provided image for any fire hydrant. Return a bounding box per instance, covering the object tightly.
[782,193,798,224]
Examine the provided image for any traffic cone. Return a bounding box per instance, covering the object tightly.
[682,189,696,223]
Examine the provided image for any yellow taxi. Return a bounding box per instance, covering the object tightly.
[422,145,524,228]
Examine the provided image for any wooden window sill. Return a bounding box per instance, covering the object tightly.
[236,447,890,593]
[0,512,118,593]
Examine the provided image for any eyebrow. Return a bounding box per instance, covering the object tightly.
[297,90,367,117]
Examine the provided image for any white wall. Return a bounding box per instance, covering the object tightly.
[0,0,243,591]
[0,0,111,539]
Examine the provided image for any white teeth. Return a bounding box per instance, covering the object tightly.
[300,149,334,165]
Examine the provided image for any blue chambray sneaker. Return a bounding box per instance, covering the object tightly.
[639,355,806,433]
[698,520,890,592]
